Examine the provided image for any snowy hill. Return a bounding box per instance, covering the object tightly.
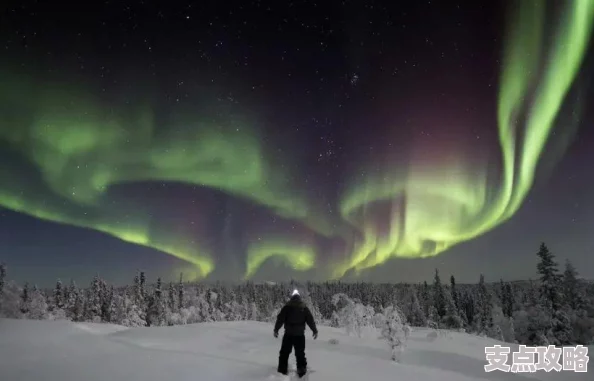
[0,318,588,381]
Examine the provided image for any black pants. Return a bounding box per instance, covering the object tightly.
[277,334,306,374]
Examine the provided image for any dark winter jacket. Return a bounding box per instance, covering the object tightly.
[274,295,318,336]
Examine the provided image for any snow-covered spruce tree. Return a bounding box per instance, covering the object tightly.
[53,279,64,310]
[0,262,6,307]
[513,281,551,344]
[247,300,260,321]
[226,298,246,322]
[427,305,439,329]
[46,279,67,321]
[568,305,594,345]
[450,275,459,310]
[535,243,573,344]
[178,273,185,310]
[0,280,22,318]
[205,289,225,321]
[99,285,114,323]
[508,316,516,343]
[497,279,505,302]
[419,281,431,317]
[107,286,120,323]
[492,305,516,343]
[63,280,77,319]
[502,282,514,318]
[71,286,86,322]
[27,285,48,320]
[167,282,177,312]
[301,292,323,325]
[550,309,572,345]
[140,271,147,301]
[563,259,585,311]
[406,287,427,327]
[561,260,594,344]
[442,287,464,330]
[331,293,374,337]
[120,286,146,327]
[476,274,494,335]
[330,310,341,328]
[146,277,167,326]
[460,290,476,328]
[62,281,70,307]
[20,282,30,314]
[433,269,446,320]
[526,279,540,306]
[84,275,103,322]
[379,304,410,363]
[178,289,210,324]
[536,243,563,312]
[494,324,504,342]
[513,302,552,346]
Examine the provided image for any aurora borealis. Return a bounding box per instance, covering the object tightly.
[1,0,593,285]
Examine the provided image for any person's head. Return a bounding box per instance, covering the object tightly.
[290,289,301,301]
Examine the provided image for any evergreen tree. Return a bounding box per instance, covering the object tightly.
[508,317,516,343]
[433,269,446,318]
[407,287,427,326]
[27,286,48,320]
[107,286,120,323]
[550,309,572,345]
[450,275,459,310]
[65,280,78,319]
[477,274,493,334]
[526,279,540,306]
[420,281,431,316]
[72,287,85,322]
[494,324,504,342]
[460,290,476,326]
[146,277,166,326]
[167,282,177,311]
[140,271,146,301]
[178,273,185,310]
[121,286,146,327]
[427,305,439,329]
[0,262,6,303]
[20,282,30,314]
[155,277,162,299]
[503,283,514,318]
[563,259,584,311]
[86,275,102,320]
[442,288,463,329]
[101,285,115,322]
[53,279,64,310]
[133,272,141,302]
[535,243,562,311]
[132,270,148,320]
[498,279,505,301]
[62,281,71,307]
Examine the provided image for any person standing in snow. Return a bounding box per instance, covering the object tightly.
[273,289,318,377]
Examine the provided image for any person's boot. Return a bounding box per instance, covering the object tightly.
[297,367,306,378]
[277,368,288,376]
[277,356,288,376]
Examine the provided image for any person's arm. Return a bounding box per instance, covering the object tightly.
[274,306,287,333]
[304,307,318,335]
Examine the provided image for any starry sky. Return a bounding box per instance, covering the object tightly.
[1,0,593,287]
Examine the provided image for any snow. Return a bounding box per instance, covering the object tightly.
[0,318,588,381]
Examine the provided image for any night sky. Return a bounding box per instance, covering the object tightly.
[1,0,593,287]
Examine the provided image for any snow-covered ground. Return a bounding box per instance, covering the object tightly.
[0,318,588,381]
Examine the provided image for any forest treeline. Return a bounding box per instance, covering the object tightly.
[1,242,593,346]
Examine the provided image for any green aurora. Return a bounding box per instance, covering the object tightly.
[0,0,593,280]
